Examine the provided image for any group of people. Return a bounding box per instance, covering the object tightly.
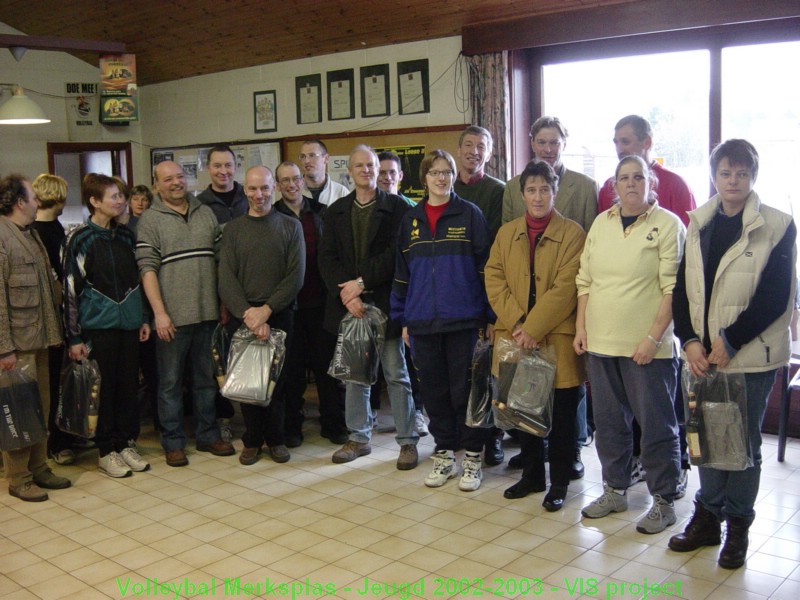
[1,116,794,572]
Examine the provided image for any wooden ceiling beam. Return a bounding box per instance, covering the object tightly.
[0,34,125,54]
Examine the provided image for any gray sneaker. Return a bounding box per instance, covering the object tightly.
[582,484,628,518]
[675,468,690,500]
[636,494,677,534]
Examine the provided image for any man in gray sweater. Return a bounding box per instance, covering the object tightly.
[136,160,234,467]
[218,166,305,465]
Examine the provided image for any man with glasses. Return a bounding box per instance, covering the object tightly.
[299,139,349,207]
[454,125,505,239]
[273,161,347,447]
[318,145,419,470]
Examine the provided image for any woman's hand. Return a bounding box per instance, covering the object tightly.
[684,341,710,377]
[512,328,538,350]
[708,336,732,369]
[632,338,658,366]
[139,323,151,342]
[573,329,588,355]
[402,326,411,348]
[68,343,90,361]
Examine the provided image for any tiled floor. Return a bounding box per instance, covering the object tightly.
[2,406,800,600]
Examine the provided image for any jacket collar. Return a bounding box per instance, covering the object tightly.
[511,209,568,243]
[690,190,763,231]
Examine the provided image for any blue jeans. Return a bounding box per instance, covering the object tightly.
[587,354,680,498]
[345,337,418,446]
[697,369,777,520]
[156,321,220,451]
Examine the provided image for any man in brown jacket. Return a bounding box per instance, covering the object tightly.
[0,174,70,501]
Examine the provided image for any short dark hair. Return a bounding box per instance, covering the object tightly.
[112,176,129,200]
[530,116,568,141]
[82,173,118,215]
[301,139,328,155]
[130,184,153,204]
[519,160,559,196]
[206,145,235,164]
[275,161,301,181]
[615,115,652,141]
[459,125,493,151]
[0,174,28,216]
[710,139,759,181]
[377,151,402,170]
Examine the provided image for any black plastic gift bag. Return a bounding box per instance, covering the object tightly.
[328,305,387,385]
[211,322,232,389]
[466,335,494,428]
[0,366,47,451]
[57,358,101,439]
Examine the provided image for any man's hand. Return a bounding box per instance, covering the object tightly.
[139,323,151,342]
[345,297,366,318]
[0,352,17,371]
[243,305,271,331]
[68,343,90,361]
[219,303,231,326]
[253,323,271,341]
[402,326,411,348]
[339,279,363,305]
[155,311,177,342]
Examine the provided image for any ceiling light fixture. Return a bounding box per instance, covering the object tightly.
[0,84,50,125]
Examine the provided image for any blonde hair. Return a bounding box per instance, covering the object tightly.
[31,174,67,209]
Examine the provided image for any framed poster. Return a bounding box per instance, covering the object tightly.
[360,64,390,118]
[397,59,430,115]
[327,68,355,121]
[253,90,277,133]
[295,74,322,125]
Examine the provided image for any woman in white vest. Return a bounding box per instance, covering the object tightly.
[669,139,796,569]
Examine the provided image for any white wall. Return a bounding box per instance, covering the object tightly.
[140,36,469,178]
[0,23,144,182]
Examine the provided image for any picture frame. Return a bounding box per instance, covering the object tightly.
[295,74,323,125]
[327,68,355,121]
[253,90,277,133]
[360,64,390,118]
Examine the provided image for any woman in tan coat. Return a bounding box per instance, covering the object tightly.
[485,160,586,511]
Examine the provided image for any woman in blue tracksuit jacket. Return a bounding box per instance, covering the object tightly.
[63,173,150,478]
[391,149,493,492]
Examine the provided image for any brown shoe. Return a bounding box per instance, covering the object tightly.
[9,480,49,502]
[196,439,235,456]
[165,449,189,467]
[396,444,419,470]
[268,445,290,464]
[332,440,371,464]
[239,447,260,465]
[33,468,71,489]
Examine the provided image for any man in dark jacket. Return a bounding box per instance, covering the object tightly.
[318,145,419,470]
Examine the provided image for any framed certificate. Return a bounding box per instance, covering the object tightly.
[397,59,430,115]
[360,64,390,118]
[327,69,355,121]
[295,74,322,125]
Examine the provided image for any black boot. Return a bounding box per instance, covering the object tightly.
[484,436,505,466]
[668,501,721,552]
[570,447,584,480]
[718,515,755,569]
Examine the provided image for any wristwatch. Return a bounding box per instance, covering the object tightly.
[357,277,365,289]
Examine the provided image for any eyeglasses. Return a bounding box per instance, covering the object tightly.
[278,175,303,185]
[427,170,454,179]
[299,152,322,160]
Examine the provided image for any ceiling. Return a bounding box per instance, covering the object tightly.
[0,0,635,85]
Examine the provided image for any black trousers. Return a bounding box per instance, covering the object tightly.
[518,385,582,487]
[82,328,141,456]
[411,329,489,453]
[240,310,294,449]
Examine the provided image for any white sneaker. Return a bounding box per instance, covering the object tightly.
[120,446,151,472]
[459,452,483,492]
[425,450,457,487]
[414,410,429,436]
[99,452,132,478]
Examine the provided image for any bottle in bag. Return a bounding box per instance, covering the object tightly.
[87,383,100,437]
[211,347,226,389]
[686,391,708,465]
